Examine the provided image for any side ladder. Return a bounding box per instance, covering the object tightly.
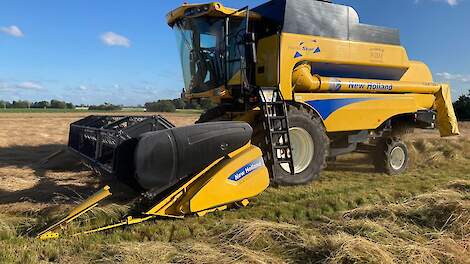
[258,87,295,179]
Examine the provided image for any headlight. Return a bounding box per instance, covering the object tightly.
[184,5,210,17]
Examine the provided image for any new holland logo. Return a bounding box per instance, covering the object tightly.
[228,158,264,182]
[328,78,342,92]
[294,40,321,58]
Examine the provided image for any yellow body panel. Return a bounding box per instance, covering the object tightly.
[435,85,460,136]
[295,93,435,132]
[146,143,269,216]
[278,33,411,100]
[400,61,434,82]
[180,145,269,213]
[256,35,280,87]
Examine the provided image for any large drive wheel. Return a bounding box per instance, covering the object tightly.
[373,138,409,175]
[273,106,329,185]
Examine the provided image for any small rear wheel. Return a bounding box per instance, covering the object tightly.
[373,138,409,175]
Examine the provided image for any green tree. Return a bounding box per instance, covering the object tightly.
[172,98,186,109]
[11,100,30,108]
[0,100,9,109]
[50,99,67,109]
[145,100,176,112]
[65,102,75,109]
[453,93,470,121]
[89,103,122,111]
[31,101,50,109]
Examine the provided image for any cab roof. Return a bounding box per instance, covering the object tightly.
[166,2,260,27]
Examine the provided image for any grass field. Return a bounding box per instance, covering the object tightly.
[0,113,468,263]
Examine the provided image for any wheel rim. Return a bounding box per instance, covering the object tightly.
[390,146,406,170]
[279,127,314,174]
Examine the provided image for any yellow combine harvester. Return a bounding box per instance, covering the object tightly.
[168,0,459,183]
[38,0,459,239]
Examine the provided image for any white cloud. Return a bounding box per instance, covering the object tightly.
[436,72,470,83]
[0,25,24,37]
[100,32,131,48]
[15,81,43,90]
[415,0,461,6]
[445,0,459,6]
[78,85,88,91]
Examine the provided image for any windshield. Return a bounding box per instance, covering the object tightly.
[174,17,225,94]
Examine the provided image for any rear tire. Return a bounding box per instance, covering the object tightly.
[273,106,329,185]
[373,138,409,175]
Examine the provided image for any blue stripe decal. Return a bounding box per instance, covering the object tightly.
[306,98,376,120]
[228,158,265,182]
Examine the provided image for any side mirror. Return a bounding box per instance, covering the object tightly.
[244,32,257,64]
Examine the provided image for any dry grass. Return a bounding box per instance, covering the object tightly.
[216,181,470,264]
[97,241,177,263]
[408,137,470,168]
[0,114,469,263]
[0,216,16,240]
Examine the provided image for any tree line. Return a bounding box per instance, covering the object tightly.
[1,95,468,117]
[145,98,216,112]
[0,99,75,109]
[0,98,217,113]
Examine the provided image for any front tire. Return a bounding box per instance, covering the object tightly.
[273,106,329,185]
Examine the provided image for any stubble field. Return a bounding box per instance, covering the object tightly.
[0,113,469,263]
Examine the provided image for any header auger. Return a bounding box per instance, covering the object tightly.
[38,0,459,239]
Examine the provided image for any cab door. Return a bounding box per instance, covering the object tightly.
[224,7,250,94]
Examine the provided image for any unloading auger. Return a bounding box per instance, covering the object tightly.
[37,117,269,240]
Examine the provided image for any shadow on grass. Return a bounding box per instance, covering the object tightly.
[326,154,376,174]
[0,144,377,207]
[0,144,137,206]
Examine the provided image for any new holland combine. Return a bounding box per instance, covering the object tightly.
[37,0,459,239]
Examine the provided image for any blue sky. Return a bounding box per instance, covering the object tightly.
[0,0,469,105]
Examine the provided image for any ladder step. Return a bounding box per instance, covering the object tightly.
[268,116,287,120]
[258,87,295,176]
[274,145,290,150]
[263,101,285,105]
[271,130,289,134]
[276,158,293,163]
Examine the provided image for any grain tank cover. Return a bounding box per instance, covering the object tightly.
[253,0,400,45]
